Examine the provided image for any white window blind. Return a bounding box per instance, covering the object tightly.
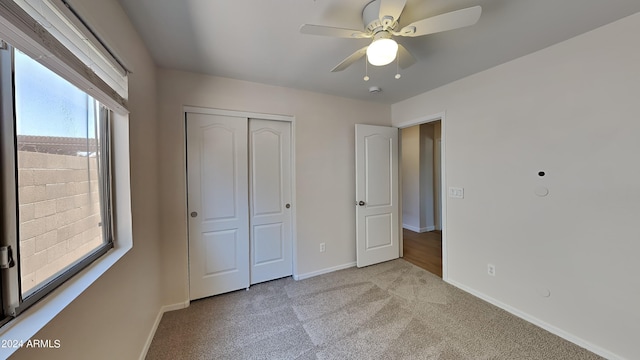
[0,0,128,113]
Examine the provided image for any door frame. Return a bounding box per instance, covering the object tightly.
[396,112,448,281]
[183,106,298,293]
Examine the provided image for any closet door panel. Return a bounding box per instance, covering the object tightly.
[249,119,292,284]
[187,113,249,299]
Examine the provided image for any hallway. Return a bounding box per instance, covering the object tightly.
[402,229,442,277]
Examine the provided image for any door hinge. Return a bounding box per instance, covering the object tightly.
[0,245,15,269]
[0,40,7,50]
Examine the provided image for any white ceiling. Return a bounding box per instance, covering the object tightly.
[117,0,640,104]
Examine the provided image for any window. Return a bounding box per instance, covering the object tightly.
[1,44,114,317]
[0,1,131,350]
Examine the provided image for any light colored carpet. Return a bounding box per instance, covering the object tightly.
[146,259,602,359]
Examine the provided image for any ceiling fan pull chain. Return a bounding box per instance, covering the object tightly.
[395,55,401,79]
[364,55,370,81]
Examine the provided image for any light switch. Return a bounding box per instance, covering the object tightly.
[448,187,464,199]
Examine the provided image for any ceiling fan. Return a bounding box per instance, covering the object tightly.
[300,0,482,72]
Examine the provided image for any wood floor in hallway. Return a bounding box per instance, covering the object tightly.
[402,229,442,277]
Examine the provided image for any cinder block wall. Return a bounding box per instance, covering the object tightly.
[17,151,103,294]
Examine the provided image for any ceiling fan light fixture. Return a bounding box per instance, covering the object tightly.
[366,37,398,66]
[300,2,482,73]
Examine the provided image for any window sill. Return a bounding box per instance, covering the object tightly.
[0,241,131,358]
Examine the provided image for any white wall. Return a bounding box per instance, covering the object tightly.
[433,122,442,230]
[157,69,391,305]
[402,124,436,232]
[401,126,420,230]
[11,0,163,359]
[392,12,640,360]
[419,124,435,231]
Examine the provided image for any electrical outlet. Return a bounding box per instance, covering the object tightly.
[487,264,496,277]
[320,243,326,253]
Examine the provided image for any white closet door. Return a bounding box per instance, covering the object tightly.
[249,119,292,284]
[187,113,249,300]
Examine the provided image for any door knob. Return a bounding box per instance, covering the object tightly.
[358,201,365,206]
[190,211,198,218]
[285,204,291,209]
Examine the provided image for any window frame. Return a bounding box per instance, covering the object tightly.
[2,45,116,315]
[0,92,133,360]
[0,40,20,327]
[0,1,133,357]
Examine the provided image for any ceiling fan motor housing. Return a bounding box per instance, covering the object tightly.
[363,0,399,34]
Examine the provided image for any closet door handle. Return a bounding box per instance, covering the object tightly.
[190,211,198,218]
[285,204,291,209]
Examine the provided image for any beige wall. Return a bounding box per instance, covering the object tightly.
[11,0,162,358]
[433,121,442,230]
[401,126,420,230]
[157,69,391,305]
[393,12,640,360]
[418,123,435,230]
[401,124,436,232]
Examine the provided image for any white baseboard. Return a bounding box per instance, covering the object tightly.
[294,262,356,280]
[402,224,435,233]
[139,300,189,360]
[445,279,624,360]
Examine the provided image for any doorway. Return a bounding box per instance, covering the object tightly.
[400,120,443,277]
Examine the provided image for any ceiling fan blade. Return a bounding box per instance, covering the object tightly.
[331,46,368,72]
[397,6,482,37]
[300,24,370,39]
[397,44,415,69]
[379,0,407,23]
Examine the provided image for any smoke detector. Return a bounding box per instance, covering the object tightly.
[368,86,382,93]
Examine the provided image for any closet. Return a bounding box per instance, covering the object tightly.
[186,111,293,300]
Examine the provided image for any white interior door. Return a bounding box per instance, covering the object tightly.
[249,119,292,284]
[187,113,249,300]
[355,124,399,267]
